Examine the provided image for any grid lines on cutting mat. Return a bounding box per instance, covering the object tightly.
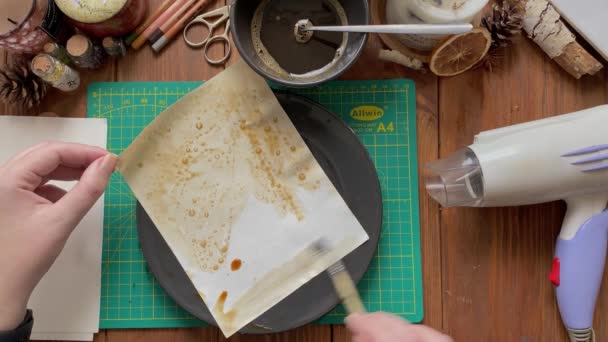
[87,80,422,329]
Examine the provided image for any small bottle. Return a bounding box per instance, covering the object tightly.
[31,54,80,92]
[43,42,72,65]
[66,34,106,69]
[102,37,127,57]
[385,0,488,51]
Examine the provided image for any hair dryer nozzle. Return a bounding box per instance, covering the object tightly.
[424,148,485,207]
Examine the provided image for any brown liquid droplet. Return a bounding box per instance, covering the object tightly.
[187,208,196,217]
[290,146,296,152]
[264,126,271,132]
[215,154,220,159]
[212,265,219,271]
[298,173,306,181]
[220,245,228,253]
[199,240,207,248]
[231,259,242,271]
[196,122,203,130]
[192,198,198,204]
[137,162,143,168]
[166,128,171,133]
[204,211,209,218]
[273,117,278,123]
[218,258,225,264]
[255,147,262,154]
[182,158,189,165]
[186,147,191,152]
[275,151,280,156]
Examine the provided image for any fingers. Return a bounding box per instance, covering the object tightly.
[8,142,107,190]
[41,165,87,184]
[35,184,67,203]
[346,312,452,342]
[51,153,117,230]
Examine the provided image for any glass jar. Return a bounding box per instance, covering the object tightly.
[55,0,147,38]
[386,0,488,51]
[0,0,52,55]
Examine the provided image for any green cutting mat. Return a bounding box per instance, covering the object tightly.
[87,80,422,329]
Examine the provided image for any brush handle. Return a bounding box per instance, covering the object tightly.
[331,269,366,313]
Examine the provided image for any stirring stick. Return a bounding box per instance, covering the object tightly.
[148,0,197,44]
[131,0,187,50]
[298,20,473,35]
[125,0,174,45]
[151,0,211,52]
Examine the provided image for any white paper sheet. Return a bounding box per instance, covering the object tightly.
[117,61,369,337]
[0,116,107,341]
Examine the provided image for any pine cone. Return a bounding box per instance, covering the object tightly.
[0,58,48,109]
[482,1,524,51]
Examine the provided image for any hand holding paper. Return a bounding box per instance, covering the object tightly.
[0,142,115,330]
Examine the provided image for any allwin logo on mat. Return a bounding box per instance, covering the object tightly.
[350,106,384,121]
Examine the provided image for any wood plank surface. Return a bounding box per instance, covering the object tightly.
[438,28,608,342]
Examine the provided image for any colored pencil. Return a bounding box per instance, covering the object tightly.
[125,0,174,45]
[148,0,197,44]
[152,0,212,52]
[131,0,188,50]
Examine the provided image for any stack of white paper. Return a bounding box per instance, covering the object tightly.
[0,116,107,341]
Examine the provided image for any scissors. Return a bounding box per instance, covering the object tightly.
[183,6,231,65]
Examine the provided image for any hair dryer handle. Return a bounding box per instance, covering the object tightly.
[555,210,608,333]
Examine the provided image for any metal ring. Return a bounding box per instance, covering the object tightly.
[204,36,231,65]
[183,20,211,48]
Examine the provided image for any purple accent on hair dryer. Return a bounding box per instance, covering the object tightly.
[562,144,608,172]
[581,164,608,172]
[555,210,608,330]
[562,144,608,157]
[571,154,608,165]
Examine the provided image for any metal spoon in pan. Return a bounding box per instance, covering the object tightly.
[294,19,472,43]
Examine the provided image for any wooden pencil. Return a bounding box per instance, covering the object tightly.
[148,0,197,44]
[125,0,174,45]
[152,0,212,52]
[131,0,188,50]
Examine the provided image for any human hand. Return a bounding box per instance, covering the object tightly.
[0,142,117,330]
[346,312,453,342]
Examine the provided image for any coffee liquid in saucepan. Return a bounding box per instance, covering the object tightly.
[252,0,348,76]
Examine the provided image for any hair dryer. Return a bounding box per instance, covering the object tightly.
[425,105,608,342]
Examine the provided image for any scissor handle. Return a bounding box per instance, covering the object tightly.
[203,20,231,65]
[183,19,212,48]
[204,35,231,65]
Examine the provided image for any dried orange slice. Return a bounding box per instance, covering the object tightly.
[430,28,491,77]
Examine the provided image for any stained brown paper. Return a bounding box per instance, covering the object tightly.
[117,61,368,336]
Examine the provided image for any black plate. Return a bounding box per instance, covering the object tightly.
[136,91,382,333]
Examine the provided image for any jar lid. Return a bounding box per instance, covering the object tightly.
[55,0,129,24]
[408,0,489,23]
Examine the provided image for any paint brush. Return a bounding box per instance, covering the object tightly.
[310,238,366,314]
[131,0,187,50]
[151,0,211,52]
[148,0,197,44]
[125,0,174,45]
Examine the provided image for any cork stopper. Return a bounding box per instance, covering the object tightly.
[67,35,91,57]
[102,37,116,49]
[31,54,54,76]
[43,42,57,54]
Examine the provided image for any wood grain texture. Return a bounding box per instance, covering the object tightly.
[220,325,331,342]
[106,328,218,342]
[438,26,608,342]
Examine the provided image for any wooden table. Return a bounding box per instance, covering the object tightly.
[2,1,607,341]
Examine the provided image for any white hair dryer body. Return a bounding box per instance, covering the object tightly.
[426,105,608,342]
